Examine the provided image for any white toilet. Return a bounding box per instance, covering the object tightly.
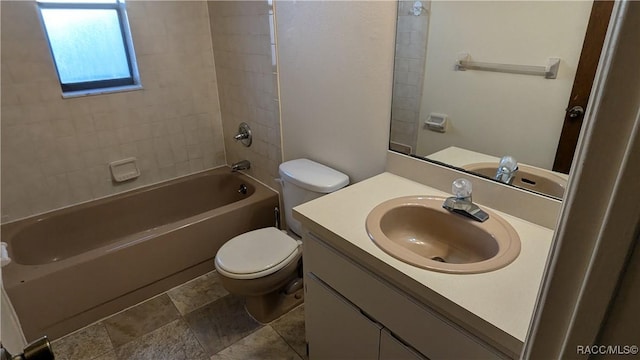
[214,158,349,322]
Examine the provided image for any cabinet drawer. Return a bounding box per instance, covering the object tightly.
[380,329,428,360]
[304,232,504,359]
[306,274,381,359]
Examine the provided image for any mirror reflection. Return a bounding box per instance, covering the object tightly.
[389,0,610,199]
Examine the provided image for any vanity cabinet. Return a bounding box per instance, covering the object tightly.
[380,329,426,360]
[303,231,507,360]
[305,274,382,359]
[306,273,424,360]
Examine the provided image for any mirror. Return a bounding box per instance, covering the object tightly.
[389,0,608,199]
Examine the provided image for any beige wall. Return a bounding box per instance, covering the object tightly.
[275,1,396,183]
[416,1,592,169]
[1,1,225,222]
[208,1,282,190]
[595,233,640,355]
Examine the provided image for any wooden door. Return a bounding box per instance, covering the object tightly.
[553,1,615,174]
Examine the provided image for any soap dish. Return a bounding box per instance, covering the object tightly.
[425,113,448,133]
[109,158,140,183]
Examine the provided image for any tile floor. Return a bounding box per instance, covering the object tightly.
[51,271,307,360]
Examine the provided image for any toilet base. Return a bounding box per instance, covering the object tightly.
[216,256,304,323]
[245,286,304,323]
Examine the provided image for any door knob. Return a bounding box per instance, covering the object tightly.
[567,105,585,119]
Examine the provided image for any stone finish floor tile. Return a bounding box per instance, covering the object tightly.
[167,271,229,315]
[184,295,262,355]
[210,326,302,360]
[271,304,307,359]
[51,272,307,360]
[103,294,180,347]
[92,351,117,360]
[51,322,114,360]
[115,319,208,360]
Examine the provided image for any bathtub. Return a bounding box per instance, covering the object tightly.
[1,167,279,341]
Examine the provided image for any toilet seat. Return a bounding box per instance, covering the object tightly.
[215,227,301,280]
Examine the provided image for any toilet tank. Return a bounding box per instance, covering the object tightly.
[279,159,349,237]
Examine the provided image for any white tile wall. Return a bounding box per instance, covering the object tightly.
[1,1,225,222]
[390,0,430,152]
[208,1,282,189]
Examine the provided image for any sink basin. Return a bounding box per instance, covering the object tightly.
[462,162,567,198]
[366,196,520,274]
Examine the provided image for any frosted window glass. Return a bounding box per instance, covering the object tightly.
[38,0,116,3]
[40,8,131,84]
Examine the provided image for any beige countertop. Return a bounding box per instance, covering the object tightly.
[427,146,569,180]
[293,172,554,353]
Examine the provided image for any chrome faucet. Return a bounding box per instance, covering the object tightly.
[234,132,249,141]
[442,178,489,222]
[495,156,518,184]
[231,160,251,172]
[233,123,252,147]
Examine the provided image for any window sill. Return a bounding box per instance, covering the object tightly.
[61,84,143,99]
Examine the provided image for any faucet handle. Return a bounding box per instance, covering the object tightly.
[498,155,518,171]
[495,156,518,184]
[234,123,252,147]
[452,178,472,200]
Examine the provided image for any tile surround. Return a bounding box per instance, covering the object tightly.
[390,0,430,152]
[208,1,283,190]
[1,1,226,222]
[1,0,285,223]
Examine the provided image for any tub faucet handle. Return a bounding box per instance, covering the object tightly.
[233,123,252,147]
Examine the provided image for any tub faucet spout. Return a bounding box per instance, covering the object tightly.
[231,160,251,172]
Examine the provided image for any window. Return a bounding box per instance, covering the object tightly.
[37,0,140,96]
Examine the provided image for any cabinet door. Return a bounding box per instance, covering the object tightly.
[305,274,381,359]
[380,329,428,360]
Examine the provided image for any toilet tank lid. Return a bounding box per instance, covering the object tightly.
[279,159,349,193]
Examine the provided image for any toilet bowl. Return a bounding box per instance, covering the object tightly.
[214,159,349,322]
[215,227,303,322]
